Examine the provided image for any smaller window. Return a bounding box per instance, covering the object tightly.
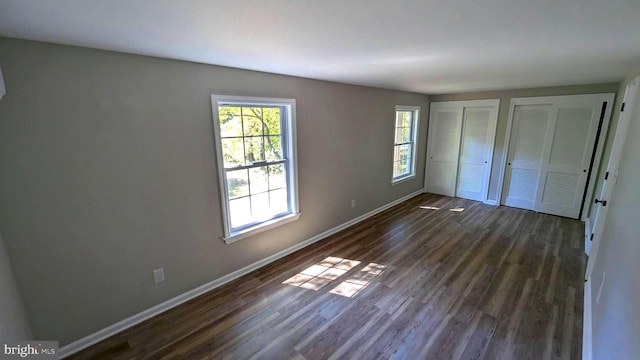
[392,106,420,183]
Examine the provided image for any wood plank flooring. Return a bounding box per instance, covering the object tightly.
[69,193,586,360]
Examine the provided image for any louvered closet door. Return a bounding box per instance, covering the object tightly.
[535,97,604,218]
[456,107,495,201]
[504,105,552,210]
[426,107,463,196]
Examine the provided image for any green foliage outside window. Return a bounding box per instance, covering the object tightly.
[219,105,286,201]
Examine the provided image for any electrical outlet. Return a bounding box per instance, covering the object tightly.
[596,272,606,304]
[351,199,356,208]
[153,268,165,284]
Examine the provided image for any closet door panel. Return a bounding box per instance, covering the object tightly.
[536,101,602,218]
[504,105,551,210]
[456,108,491,201]
[426,108,462,196]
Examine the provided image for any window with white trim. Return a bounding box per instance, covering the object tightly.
[211,95,299,243]
[392,106,420,183]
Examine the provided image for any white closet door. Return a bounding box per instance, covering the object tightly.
[456,107,496,201]
[536,97,604,218]
[504,105,552,210]
[425,107,463,196]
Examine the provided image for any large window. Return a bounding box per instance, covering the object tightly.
[392,106,420,183]
[211,96,299,243]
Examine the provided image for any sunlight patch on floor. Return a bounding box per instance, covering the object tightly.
[282,257,360,291]
[329,262,386,298]
[282,257,386,297]
[420,205,465,212]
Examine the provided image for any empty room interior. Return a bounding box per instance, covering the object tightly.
[1,1,640,359]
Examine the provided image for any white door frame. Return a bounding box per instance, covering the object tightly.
[585,78,638,278]
[583,76,639,360]
[424,99,499,203]
[579,94,616,221]
[496,93,615,220]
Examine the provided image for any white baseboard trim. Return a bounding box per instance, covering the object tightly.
[583,277,593,360]
[585,217,592,255]
[58,189,425,358]
[482,199,498,206]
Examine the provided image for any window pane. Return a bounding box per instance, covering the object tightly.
[395,127,411,143]
[263,107,282,135]
[402,144,412,160]
[406,111,414,125]
[243,107,264,136]
[393,160,409,177]
[401,159,409,174]
[229,197,251,228]
[270,189,289,214]
[249,166,269,195]
[396,111,412,128]
[226,169,249,199]
[405,111,413,127]
[251,192,270,222]
[268,164,286,190]
[244,137,264,163]
[221,138,244,167]
[394,144,411,162]
[265,135,283,161]
[219,106,243,137]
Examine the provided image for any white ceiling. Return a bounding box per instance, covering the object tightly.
[1,0,639,94]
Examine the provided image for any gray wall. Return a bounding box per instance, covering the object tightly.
[0,230,33,340]
[0,37,429,345]
[590,72,640,360]
[430,83,619,204]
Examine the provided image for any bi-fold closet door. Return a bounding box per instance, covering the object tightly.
[425,100,500,202]
[501,93,615,219]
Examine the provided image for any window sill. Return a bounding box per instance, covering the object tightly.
[223,213,301,244]
[391,174,416,185]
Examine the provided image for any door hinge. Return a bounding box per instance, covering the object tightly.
[605,171,609,180]
[621,102,625,112]
[590,233,594,241]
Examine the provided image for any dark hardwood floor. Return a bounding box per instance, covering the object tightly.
[69,193,586,360]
